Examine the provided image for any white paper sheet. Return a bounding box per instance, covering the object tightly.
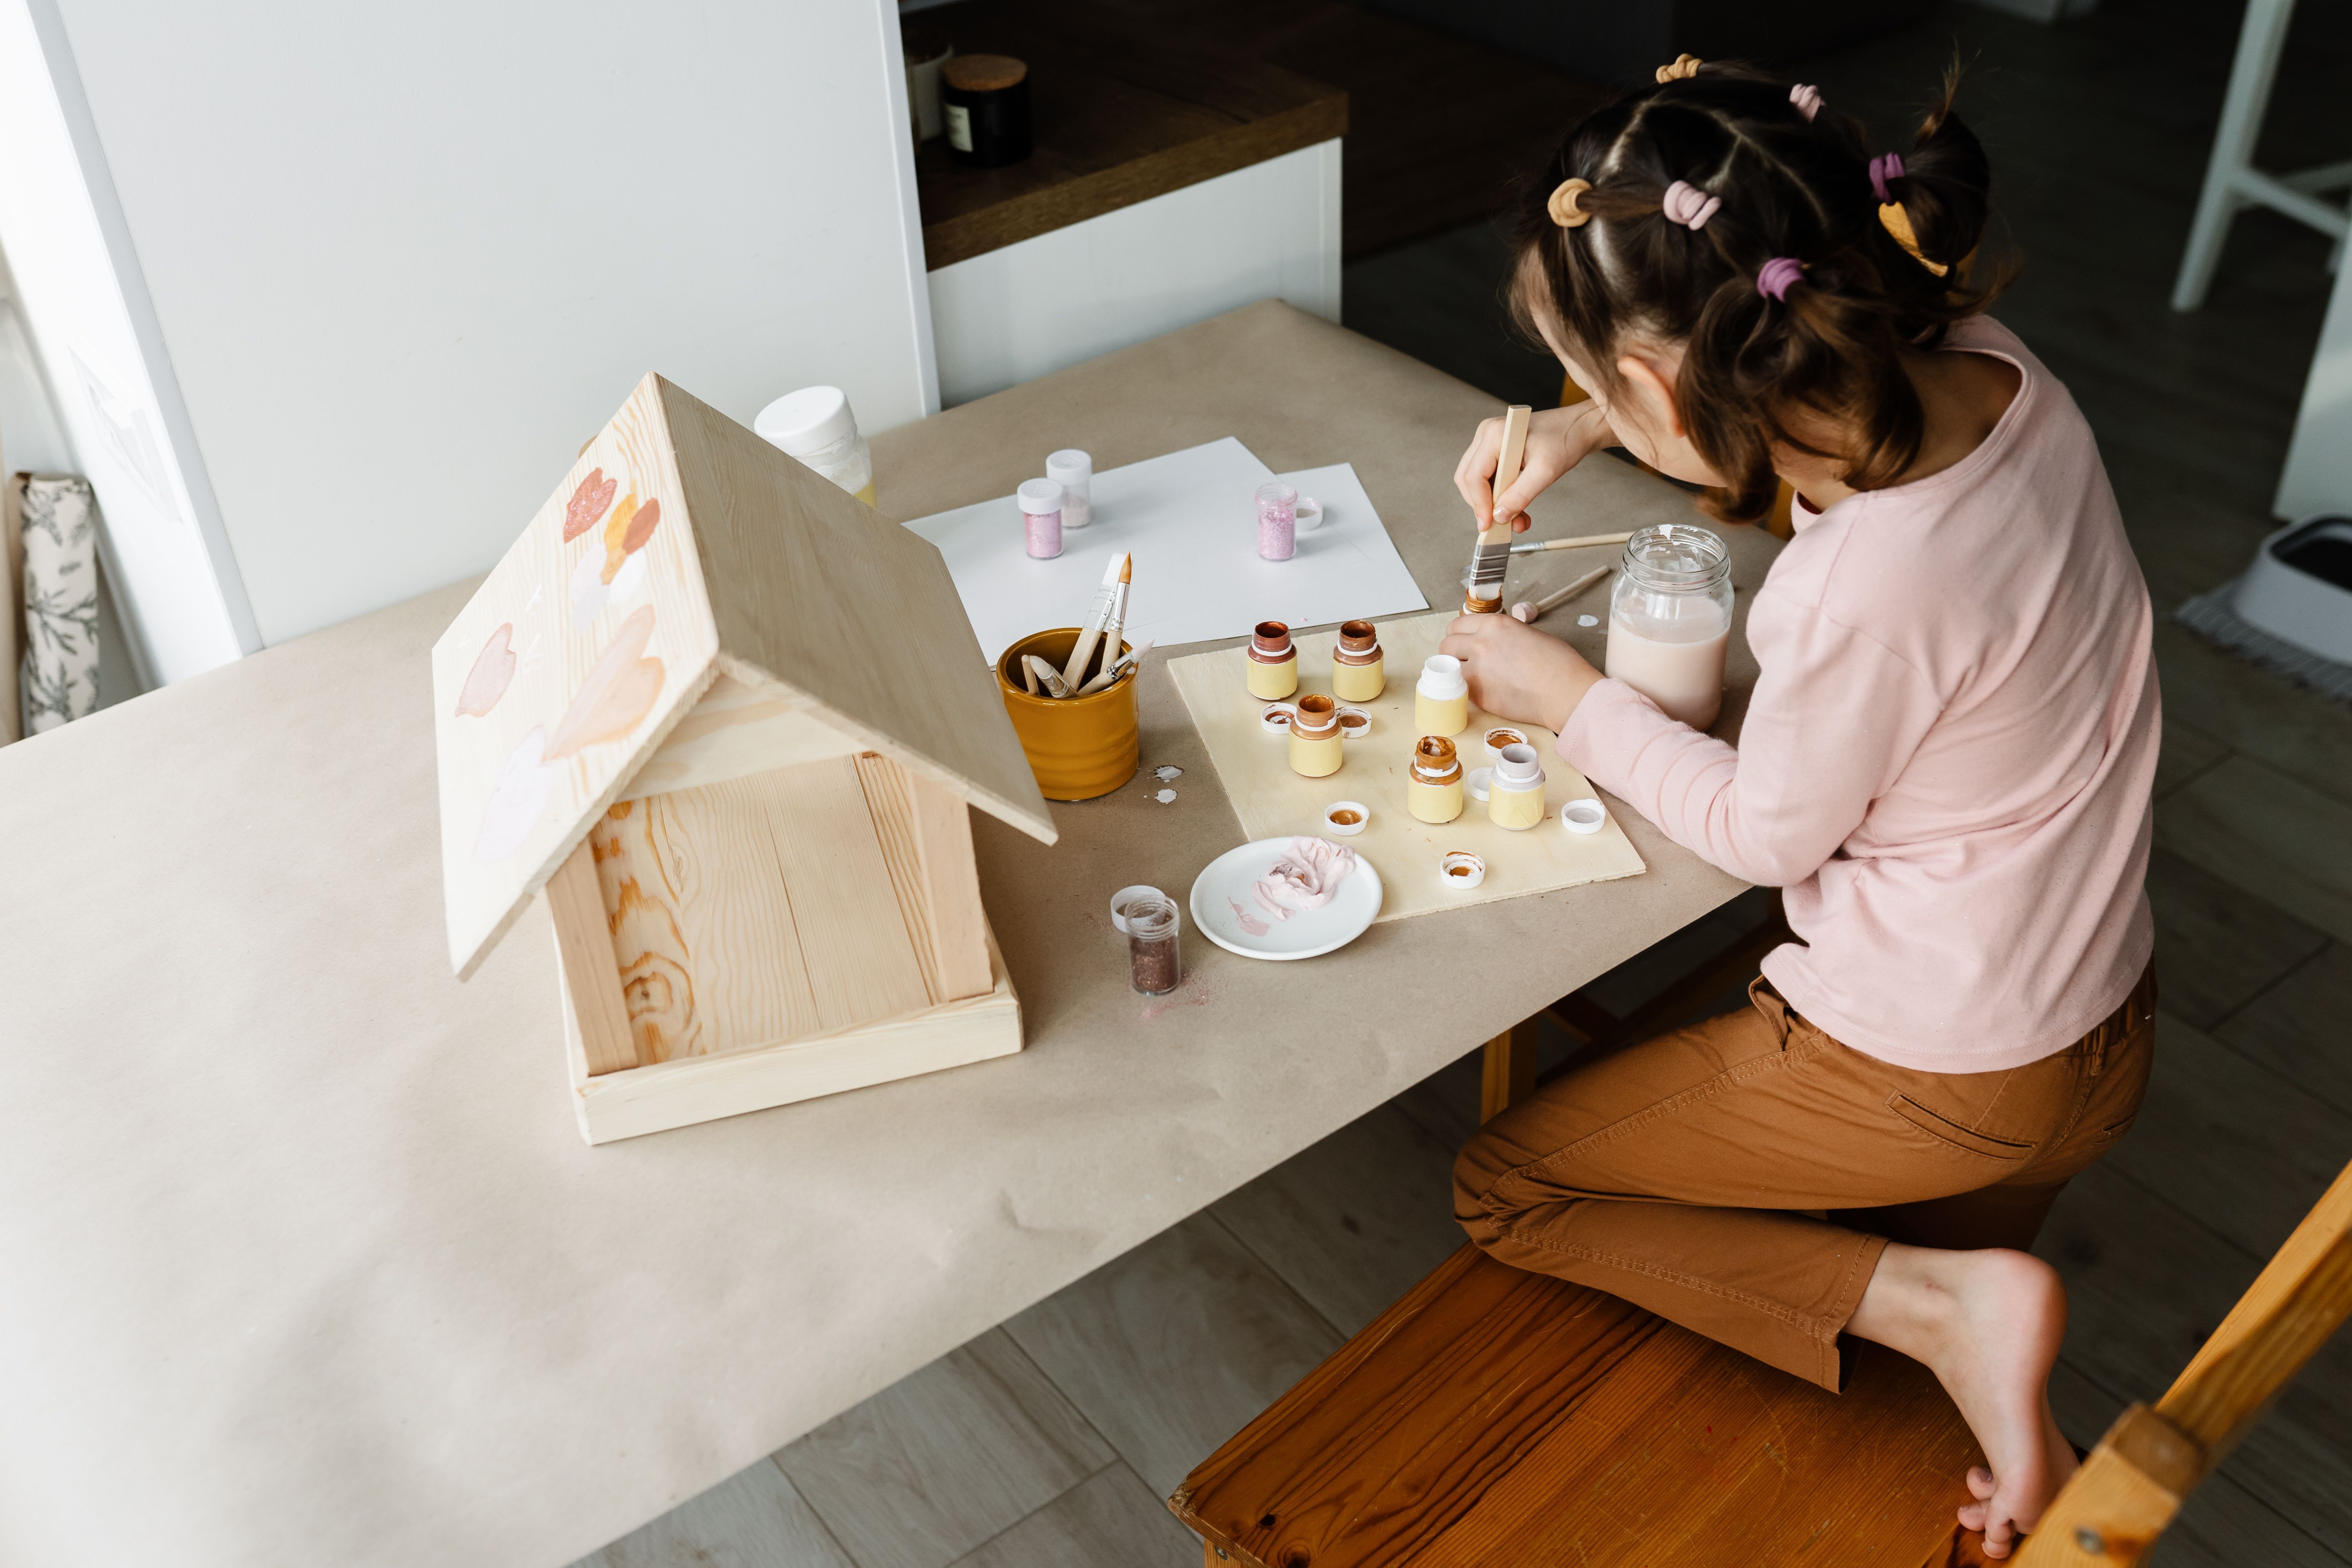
[902,440,1430,663]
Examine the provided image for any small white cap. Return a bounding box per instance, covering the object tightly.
[1017,478,1066,515]
[1465,766,1493,803]
[1294,495,1324,531]
[755,386,857,455]
[1440,850,1485,889]
[1109,884,1167,934]
[1561,797,1607,835]
[1483,727,1527,756]
[1046,450,1092,489]
[1259,702,1299,738]
[1322,801,1370,837]
[1417,655,1468,701]
[1336,704,1371,739]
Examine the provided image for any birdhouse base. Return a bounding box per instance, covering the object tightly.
[542,750,1022,1144]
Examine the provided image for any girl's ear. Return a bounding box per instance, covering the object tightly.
[1615,349,1687,439]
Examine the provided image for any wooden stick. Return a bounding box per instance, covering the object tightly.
[1509,531,1632,554]
[1510,565,1611,624]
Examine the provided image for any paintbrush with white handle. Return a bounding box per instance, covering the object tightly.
[1074,635,1152,695]
[1511,565,1612,624]
[1510,530,1632,555]
[1023,655,1073,698]
[1464,404,1530,613]
[1095,559,1132,685]
[1061,553,1131,689]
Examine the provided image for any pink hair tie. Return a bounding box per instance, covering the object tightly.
[1756,257,1804,302]
[1660,180,1721,231]
[1789,84,1822,121]
[1869,152,1905,204]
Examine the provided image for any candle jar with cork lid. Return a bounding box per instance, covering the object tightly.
[1246,621,1299,700]
[1332,620,1385,701]
[1287,693,1342,778]
[942,54,1032,167]
[1407,735,1465,824]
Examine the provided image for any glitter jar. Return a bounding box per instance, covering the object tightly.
[1047,449,1093,528]
[1332,619,1385,701]
[1407,735,1465,824]
[1017,478,1064,560]
[1126,893,1182,996]
[1246,620,1298,700]
[1488,741,1546,830]
[1288,693,1343,778]
[1414,655,1469,738]
[1257,482,1297,561]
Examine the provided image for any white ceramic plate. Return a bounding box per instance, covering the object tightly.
[1188,838,1384,960]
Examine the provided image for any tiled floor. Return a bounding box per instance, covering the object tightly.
[577,3,2352,1564]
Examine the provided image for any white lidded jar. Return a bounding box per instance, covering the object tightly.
[1046,449,1093,528]
[1605,523,1732,730]
[755,385,875,506]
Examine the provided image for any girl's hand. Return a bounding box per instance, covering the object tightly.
[1440,613,1606,735]
[1453,401,1611,533]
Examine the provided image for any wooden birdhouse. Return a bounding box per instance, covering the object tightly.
[431,373,1057,1144]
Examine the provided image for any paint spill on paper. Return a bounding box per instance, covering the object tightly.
[1153,765,1184,782]
[1577,614,1599,628]
[1154,788,1178,804]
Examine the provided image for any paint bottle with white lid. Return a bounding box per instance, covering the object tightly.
[1488,742,1546,830]
[1414,655,1469,737]
[755,386,874,506]
[1046,450,1093,528]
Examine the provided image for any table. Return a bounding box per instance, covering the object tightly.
[0,301,1775,1568]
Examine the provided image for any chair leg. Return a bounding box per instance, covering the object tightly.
[2172,0,2296,312]
[1480,1021,1538,1122]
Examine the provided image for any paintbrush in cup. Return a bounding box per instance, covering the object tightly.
[1023,655,1073,698]
[1096,557,1132,685]
[1075,634,1152,695]
[1062,552,1131,689]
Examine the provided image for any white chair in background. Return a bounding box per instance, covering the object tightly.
[2172,0,2350,313]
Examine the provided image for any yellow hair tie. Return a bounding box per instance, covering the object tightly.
[1877,202,1950,277]
[1547,178,1593,229]
[1655,53,1702,84]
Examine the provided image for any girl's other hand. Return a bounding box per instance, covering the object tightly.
[1453,401,1610,533]
[1440,612,1606,735]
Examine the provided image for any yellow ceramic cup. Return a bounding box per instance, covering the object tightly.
[996,628,1140,801]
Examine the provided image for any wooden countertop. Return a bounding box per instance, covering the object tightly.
[908,0,1348,269]
[0,301,1769,1568]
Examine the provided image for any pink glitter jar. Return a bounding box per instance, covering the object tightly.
[1256,482,1297,561]
[1017,477,1065,560]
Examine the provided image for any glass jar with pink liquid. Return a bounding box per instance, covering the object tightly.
[1605,524,1732,730]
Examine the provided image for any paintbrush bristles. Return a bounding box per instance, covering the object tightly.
[1061,552,1130,688]
[1465,404,1531,613]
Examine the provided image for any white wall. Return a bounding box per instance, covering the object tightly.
[928,140,1341,407]
[0,0,250,682]
[13,0,935,652]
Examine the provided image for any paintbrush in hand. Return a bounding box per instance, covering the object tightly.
[1464,404,1530,614]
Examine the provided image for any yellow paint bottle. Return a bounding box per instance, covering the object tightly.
[1246,620,1299,701]
[1331,620,1385,702]
[1287,693,1343,778]
[1487,742,1546,831]
[1414,655,1469,738]
[1407,735,1465,824]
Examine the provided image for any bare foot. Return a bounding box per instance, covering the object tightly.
[1845,1244,2078,1559]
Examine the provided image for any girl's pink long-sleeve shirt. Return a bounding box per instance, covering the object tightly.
[1558,317,2158,1072]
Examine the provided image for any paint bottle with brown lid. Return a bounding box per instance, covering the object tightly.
[1288,693,1343,779]
[1246,621,1299,700]
[1332,619,1385,701]
[942,54,1032,167]
[1408,735,1465,824]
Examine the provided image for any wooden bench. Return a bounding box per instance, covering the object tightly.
[1170,1076,2352,1565]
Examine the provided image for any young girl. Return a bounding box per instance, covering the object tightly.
[1441,62,2157,1558]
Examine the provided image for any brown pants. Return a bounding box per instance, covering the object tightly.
[1454,969,2155,1391]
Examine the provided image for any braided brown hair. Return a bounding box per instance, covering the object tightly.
[1510,62,2001,523]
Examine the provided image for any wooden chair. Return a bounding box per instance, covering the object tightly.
[1169,1116,2352,1565]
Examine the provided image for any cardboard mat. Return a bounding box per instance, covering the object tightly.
[1170,610,1646,922]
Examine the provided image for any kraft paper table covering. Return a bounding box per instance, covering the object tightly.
[0,302,1773,1568]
